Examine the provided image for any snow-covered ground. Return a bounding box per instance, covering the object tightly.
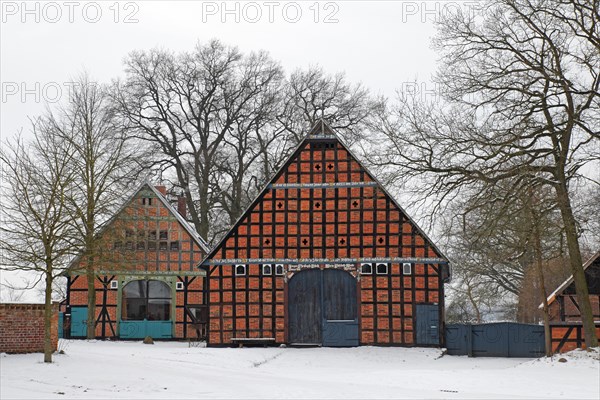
[1,340,598,399]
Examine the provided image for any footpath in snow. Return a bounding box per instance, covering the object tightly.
[1,340,599,399]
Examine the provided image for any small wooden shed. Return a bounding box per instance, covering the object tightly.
[544,251,600,352]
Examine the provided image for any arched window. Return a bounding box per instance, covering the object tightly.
[122,280,172,321]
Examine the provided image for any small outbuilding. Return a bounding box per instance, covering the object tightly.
[546,251,600,322]
[543,251,600,352]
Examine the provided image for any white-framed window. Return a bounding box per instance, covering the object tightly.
[275,264,285,275]
[110,280,118,290]
[360,263,373,275]
[262,264,272,275]
[403,263,412,275]
[176,281,184,290]
[235,264,246,276]
[376,263,388,275]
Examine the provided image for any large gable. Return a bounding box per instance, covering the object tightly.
[68,182,209,272]
[202,121,448,276]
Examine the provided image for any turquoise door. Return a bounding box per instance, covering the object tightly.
[120,320,173,339]
[120,280,173,339]
[58,312,64,338]
[70,307,88,337]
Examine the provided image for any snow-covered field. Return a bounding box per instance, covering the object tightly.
[1,340,598,399]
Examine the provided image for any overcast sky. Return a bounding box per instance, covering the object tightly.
[0,0,461,300]
[0,0,460,140]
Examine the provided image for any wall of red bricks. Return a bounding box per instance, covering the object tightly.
[0,303,58,354]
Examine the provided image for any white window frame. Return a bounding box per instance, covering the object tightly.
[403,263,412,275]
[176,281,184,290]
[110,280,118,290]
[376,262,388,275]
[275,264,285,275]
[235,264,247,276]
[262,264,273,275]
[360,263,373,275]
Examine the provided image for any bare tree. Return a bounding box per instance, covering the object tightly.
[0,282,26,302]
[0,127,78,363]
[50,74,141,339]
[377,0,599,347]
[114,40,284,241]
[278,66,381,143]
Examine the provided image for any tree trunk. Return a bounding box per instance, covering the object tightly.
[86,251,96,339]
[466,284,481,323]
[198,169,211,241]
[43,272,54,363]
[531,209,552,357]
[554,181,598,348]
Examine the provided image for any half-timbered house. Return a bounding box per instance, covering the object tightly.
[200,121,450,347]
[64,183,209,340]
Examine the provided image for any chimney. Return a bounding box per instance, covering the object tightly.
[177,195,187,219]
[155,185,167,196]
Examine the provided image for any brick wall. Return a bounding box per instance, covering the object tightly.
[0,303,59,354]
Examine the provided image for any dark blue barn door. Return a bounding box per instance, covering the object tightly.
[288,269,322,344]
[288,269,358,346]
[416,304,440,345]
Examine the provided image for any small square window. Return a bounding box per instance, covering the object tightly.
[147,241,157,250]
[376,263,388,275]
[176,281,184,290]
[136,241,145,250]
[170,241,180,251]
[403,263,412,275]
[235,264,246,276]
[275,264,284,275]
[159,241,168,251]
[159,231,168,240]
[110,280,118,290]
[149,231,157,240]
[262,264,272,275]
[125,241,134,250]
[360,263,373,275]
[113,241,122,250]
[125,229,134,238]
